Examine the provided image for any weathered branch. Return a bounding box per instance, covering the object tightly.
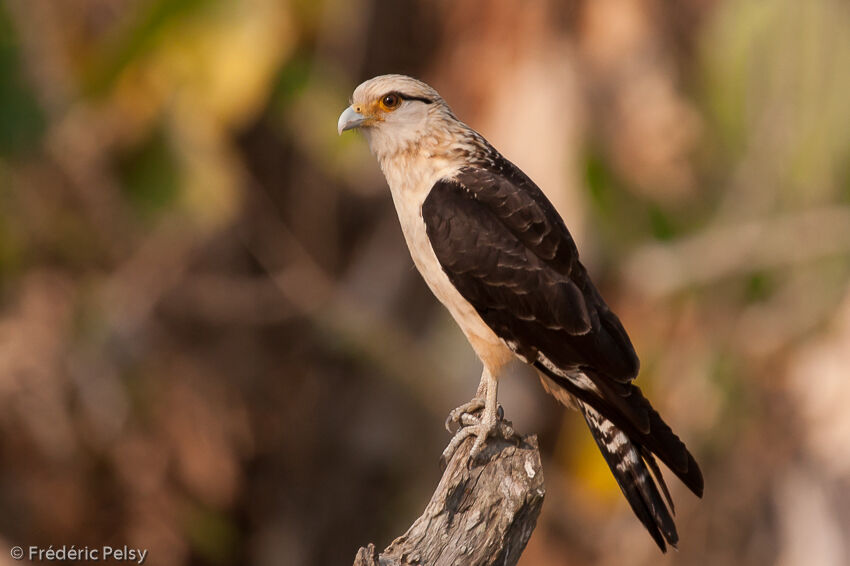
[353,433,545,566]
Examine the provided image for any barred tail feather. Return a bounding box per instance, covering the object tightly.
[587,372,704,498]
[535,362,704,498]
[536,364,704,550]
[580,403,678,551]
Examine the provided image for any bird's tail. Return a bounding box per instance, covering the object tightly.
[579,402,678,551]
[537,370,702,551]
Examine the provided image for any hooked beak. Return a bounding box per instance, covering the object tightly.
[337,106,366,135]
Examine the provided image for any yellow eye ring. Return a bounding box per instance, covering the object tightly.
[379,93,401,111]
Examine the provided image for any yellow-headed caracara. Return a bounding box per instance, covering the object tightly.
[338,74,703,551]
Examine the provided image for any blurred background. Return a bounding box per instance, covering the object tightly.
[1,0,849,564]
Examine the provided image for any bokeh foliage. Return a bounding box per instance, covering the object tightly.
[1,1,849,565]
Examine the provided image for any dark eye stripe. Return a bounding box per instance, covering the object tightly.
[397,93,434,104]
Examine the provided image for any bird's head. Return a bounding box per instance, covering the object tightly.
[338,75,457,159]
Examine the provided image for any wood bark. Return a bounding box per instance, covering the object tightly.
[352,433,545,566]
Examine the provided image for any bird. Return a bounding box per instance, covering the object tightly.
[337,74,703,551]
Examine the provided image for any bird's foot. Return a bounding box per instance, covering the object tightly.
[440,402,516,468]
[444,398,485,433]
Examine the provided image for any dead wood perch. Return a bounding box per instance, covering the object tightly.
[352,433,545,566]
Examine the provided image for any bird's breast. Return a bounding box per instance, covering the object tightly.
[383,163,514,374]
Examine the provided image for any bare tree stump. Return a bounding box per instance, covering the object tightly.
[352,433,545,566]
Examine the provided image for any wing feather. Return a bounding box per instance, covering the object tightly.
[422,162,639,381]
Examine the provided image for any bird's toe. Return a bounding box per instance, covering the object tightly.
[444,397,485,433]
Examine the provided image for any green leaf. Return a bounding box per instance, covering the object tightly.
[0,3,45,156]
[117,123,181,220]
[83,0,218,96]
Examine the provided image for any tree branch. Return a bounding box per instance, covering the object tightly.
[353,433,545,566]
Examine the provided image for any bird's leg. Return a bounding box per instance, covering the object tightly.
[441,368,515,465]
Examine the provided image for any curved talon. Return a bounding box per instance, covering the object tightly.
[444,398,485,433]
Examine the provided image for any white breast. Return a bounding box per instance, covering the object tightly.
[381,158,514,374]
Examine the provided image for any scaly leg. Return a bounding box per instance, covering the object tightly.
[441,368,515,465]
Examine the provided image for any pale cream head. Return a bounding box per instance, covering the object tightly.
[337,75,459,159]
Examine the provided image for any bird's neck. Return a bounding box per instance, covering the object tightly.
[380,148,461,210]
[368,125,486,196]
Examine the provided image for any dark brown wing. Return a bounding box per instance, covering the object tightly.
[423,162,640,383]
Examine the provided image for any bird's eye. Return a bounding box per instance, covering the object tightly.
[380,93,401,111]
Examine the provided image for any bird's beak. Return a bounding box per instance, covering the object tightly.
[338,106,366,135]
